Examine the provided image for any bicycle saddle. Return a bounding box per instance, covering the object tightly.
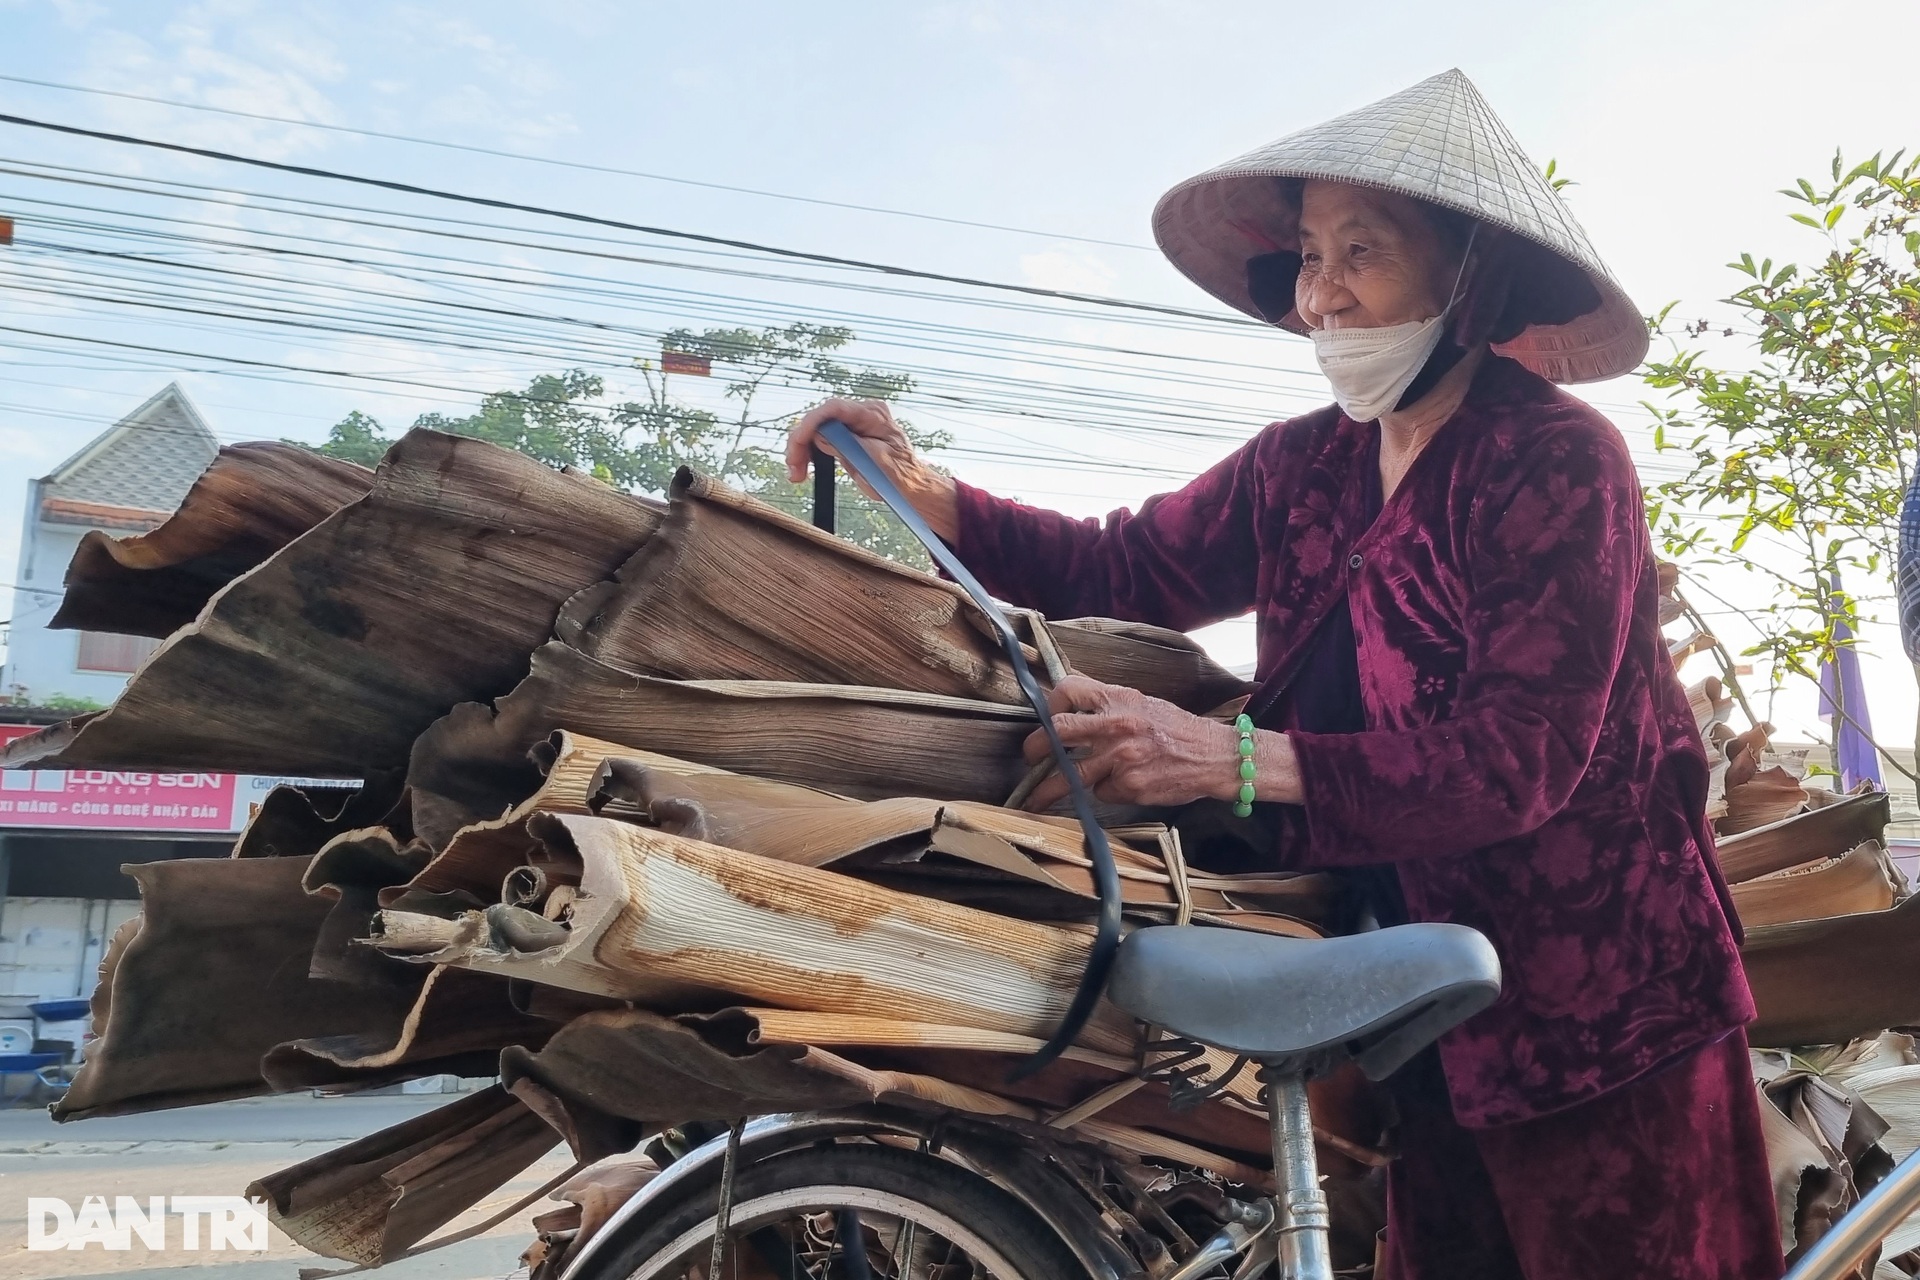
[1108,923,1502,1081]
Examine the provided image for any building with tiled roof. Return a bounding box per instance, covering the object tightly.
[4,384,219,706]
[0,385,319,1016]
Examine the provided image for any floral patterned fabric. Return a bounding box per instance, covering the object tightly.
[951,355,1755,1128]
[1378,1031,1783,1279]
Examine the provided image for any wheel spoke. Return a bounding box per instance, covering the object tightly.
[891,1218,919,1280]
[624,1147,1054,1279]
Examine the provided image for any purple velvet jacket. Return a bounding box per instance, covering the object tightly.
[953,356,1754,1127]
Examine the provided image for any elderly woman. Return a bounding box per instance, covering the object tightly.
[790,71,1781,1279]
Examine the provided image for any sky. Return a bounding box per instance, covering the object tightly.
[1,0,1918,747]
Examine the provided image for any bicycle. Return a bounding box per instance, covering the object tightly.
[560,917,1502,1280]
[557,424,1920,1279]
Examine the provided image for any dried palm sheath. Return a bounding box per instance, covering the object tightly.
[715,1006,1129,1070]
[499,1007,877,1123]
[411,737,1324,929]
[715,1003,1357,1158]
[1756,1072,1866,1260]
[1706,723,1775,824]
[852,1042,1361,1172]
[794,1048,1272,1185]
[1719,734,1812,835]
[507,1081,646,1182]
[1724,772,1812,835]
[404,732,721,899]
[1844,1066,1920,1257]
[1046,616,1253,712]
[556,468,1247,712]
[403,642,1037,844]
[50,442,374,638]
[233,773,408,859]
[1718,792,1891,884]
[1,430,665,776]
[305,827,435,987]
[589,755,1156,870]
[249,1085,562,1267]
[521,1161,659,1280]
[563,468,1024,701]
[587,756,1329,931]
[854,860,1326,934]
[1752,1060,1824,1259]
[55,856,421,1120]
[372,813,1140,1053]
[261,965,555,1091]
[1801,1032,1919,1085]
[705,1008,1344,1166]
[497,1009,1267,1184]
[1765,1067,1893,1263]
[1744,895,1920,1047]
[1670,629,1718,664]
[1689,675,1734,739]
[1728,840,1902,928]
[401,790,1290,1120]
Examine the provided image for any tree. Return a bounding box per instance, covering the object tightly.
[310,410,389,467]
[1643,150,1920,760]
[634,323,949,564]
[302,322,950,567]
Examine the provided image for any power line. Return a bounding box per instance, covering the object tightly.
[0,110,1242,324]
[0,190,1316,433]
[0,230,1206,379]
[0,251,1309,431]
[0,71,1157,252]
[0,330,1229,482]
[0,215,1278,418]
[0,156,1055,285]
[0,272,1661,468]
[0,165,1666,420]
[0,210,1316,392]
[0,161,1252,335]
[0,150,1681,492]
[0,370,343,425]
[0,276,1289,440]
[6,222,1675,456]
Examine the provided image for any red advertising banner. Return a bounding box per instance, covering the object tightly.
[0,725,240,832]
[659,349,712,376]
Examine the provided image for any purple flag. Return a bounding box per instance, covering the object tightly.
[1818,582,1882,790]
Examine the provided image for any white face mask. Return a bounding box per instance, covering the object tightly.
[1307,224,1478,423]
[1310,316,1448,423]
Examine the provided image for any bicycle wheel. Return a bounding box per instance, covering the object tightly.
[586,1142,1094,1280]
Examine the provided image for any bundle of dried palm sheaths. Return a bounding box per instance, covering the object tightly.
[10,431,1920,1274]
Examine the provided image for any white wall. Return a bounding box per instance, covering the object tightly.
[3,519,139,708]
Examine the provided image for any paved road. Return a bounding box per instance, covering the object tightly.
[0,1092,582,1280]
[0,1092,459,1149]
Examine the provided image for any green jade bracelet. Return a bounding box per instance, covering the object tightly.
[1232,712,1256,817]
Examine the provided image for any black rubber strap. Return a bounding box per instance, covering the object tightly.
[816,420,1121,1080]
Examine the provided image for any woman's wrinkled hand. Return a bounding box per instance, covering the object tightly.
[1019,674,1242,811]
[786,397,959,543]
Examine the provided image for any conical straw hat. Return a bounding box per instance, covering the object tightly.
[1152,69,1648,384]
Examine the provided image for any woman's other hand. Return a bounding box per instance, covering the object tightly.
[1019,675,1305,810]
[787,397,959,543]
